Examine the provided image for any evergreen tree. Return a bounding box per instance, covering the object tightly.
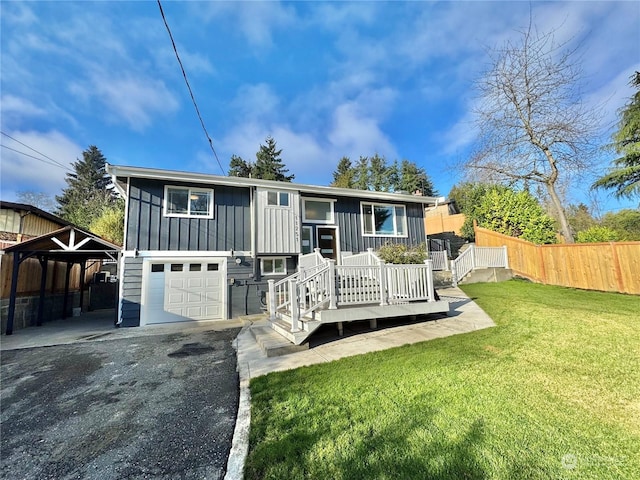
[593,72,640,199]
[56,145,116,230]
[330,157,355,188]
[253,136,294,182]
[353,156,370,190]
[228,154,253,178]
[369,154,390,192]
[398,159,436,196]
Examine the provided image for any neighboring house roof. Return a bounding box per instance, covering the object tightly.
[0,201,71,228]
[106,164,443,205]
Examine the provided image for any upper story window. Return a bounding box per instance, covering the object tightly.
[361,202,407,237]
[267,191,290,207]
[303,198,335,224]
[164,186,214,218]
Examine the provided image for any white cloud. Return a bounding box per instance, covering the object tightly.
[0,130,82,201]
[328,102,397,160]
[0,95,47,122]
[194,1,298,48]
[69,70,180,131]
[231,84,281,122]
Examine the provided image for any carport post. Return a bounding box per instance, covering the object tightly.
[5,252,21,335]
[79,260,86,314]
[37,256,49,326]
[62,262,73,319]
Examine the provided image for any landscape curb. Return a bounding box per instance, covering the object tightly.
[224,324,252,480]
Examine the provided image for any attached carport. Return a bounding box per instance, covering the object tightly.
[2,226,121,335]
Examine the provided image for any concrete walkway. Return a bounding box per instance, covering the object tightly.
[235,286,494,379]
[224,286,495,479]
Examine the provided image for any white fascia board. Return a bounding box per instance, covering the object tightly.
[106,164,442,205]
[121,250,251,258]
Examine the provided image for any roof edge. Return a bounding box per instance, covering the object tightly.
[106,164,442,205]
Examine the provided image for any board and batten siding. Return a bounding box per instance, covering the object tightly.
[333,196,426,253]
[120,257,143,327]
[126,178,251,252]
[256,188,301,254]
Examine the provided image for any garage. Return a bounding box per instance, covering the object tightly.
[142,258,226,325]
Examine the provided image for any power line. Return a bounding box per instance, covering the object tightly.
[1,144,72,171]
[156,0,226,176]
[1,131,70,170]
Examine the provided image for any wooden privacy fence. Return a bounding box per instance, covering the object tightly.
[475,226,640,295]
[425,213,466,235]
[0,255,102,298]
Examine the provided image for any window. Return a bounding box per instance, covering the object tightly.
[267,191,290,207]
[301,226,313,254]
[303,198,335,224]
[261,257,286,276]
[189,264,202,272]
[170,264,183,272]
[361,202,408,237]
[207,263,219,271]
[164,186,214,218]
[151,264,164,273]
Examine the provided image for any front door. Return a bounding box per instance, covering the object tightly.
[317,227,338,260]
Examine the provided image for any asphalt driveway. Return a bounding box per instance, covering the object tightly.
[1,327,241,480]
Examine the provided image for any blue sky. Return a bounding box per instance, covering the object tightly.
[1,1,638,214]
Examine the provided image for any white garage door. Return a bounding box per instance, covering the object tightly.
[144,259,225,325]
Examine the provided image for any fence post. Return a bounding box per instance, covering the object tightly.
[268,279,276,321]
[425,259,435,302]
[378,260,388,306]
[327,260,337,309]
[288,277,300,332]
[503,245,509,269]
[470,244,476,270]
[451,259,458,287]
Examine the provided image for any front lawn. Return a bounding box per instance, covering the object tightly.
[245,281,640,479]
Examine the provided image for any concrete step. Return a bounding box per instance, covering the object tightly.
[459,267,513,284]
[250,325,309,357]
[269,316,323,346]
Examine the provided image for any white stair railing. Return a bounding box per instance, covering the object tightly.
[451,244,508,286]
[341,248,380,266]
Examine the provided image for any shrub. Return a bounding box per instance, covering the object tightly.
[376,243,427,264]
[575,226,621,243]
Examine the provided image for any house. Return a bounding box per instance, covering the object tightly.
[0,202,115,334]
[107,164,449,338]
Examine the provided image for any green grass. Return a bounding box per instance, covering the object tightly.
[245,280,640,479]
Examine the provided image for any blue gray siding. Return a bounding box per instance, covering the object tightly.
[302,194,426,253]
[121,257,142,327]
[126,178,251,252]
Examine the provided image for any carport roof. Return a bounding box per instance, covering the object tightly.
[1,225,121,262]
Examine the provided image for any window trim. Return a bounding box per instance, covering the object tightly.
[266,190,291,208]
[302,197,336,224]
[301,225,314,254]
[163,185,214,218]
[260,257,287,276]
[360,202,408,238]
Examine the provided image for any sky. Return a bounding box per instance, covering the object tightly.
[1,1,639,215]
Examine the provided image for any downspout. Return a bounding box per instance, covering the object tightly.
[250,186,259,281]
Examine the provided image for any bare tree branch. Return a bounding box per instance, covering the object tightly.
[466,23,603,242]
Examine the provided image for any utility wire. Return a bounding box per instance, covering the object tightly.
[1,131,71,170]
[1,144,72,171]
[157,0,226,176]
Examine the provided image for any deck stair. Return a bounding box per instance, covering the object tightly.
[451,244,510,286]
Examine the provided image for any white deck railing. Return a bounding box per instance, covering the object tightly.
[270,254,439,332]
[451,244,508,286]
[429,250,448,271]
[298,248,326,270]
[385,261,435,304]
[341,248,380,266]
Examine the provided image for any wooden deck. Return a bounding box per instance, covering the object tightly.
[268,249,450,345]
